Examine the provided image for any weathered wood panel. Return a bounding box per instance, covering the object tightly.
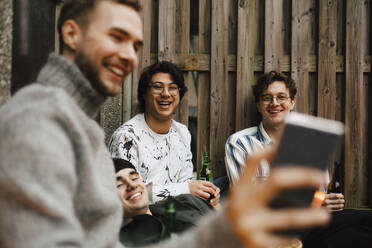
[174,0,190,126]
[150,53,370,73]
[236,0,256,131]
[264,0,282,72]
[196,0,211,178]
[210,0,229,177]
[291,0,312,114]
[345,0,366,207]
[317,0,337,120]
[158,0,175,62]
[317,0,338,180]
[131,0,152,116]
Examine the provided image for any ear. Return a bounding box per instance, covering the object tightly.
[61,20,82,52]
[256,102,262,113]
[289,98,296,111]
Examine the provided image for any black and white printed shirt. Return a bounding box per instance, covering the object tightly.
[109,114,194,202]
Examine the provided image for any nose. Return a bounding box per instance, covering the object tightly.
[160,87,171,97]
[119,44,138,71]
[271,96,280,105]
[126,180,138,192]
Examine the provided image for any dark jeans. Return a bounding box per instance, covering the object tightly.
[302,209,372,248]
[213,176,230,200]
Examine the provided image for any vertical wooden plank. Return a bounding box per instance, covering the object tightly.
[317,0,338,180]
[264,0,282,72]
[122,74,132,123]
[131,0,152,116]
[210,0,229,177]
[291,0,311,114]
[368,0,372,209]
[197,0,211,178]
[158,0,176,62]
[174,0,190,126]
[345,0,366,207]
[236,0,256,131]
[318,0,337,120]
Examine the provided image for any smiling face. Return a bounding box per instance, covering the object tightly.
[116,168,150,219]
[144,72,180,123]
[256,81,296,128]
[63,1,143,96]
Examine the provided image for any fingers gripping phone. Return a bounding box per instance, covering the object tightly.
[269,112,344,236]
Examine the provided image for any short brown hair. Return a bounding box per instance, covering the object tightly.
[253,71,297,103]
[57,0,141,52]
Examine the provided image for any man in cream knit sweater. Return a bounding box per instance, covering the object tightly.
[0,0,330,247]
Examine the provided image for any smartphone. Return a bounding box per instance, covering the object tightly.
[269,112,344,236]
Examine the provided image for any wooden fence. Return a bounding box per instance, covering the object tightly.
[100,0,372,207]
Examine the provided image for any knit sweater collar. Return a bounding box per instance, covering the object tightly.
[36,53,107,118]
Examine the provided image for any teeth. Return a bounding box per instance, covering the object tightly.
[269,110,280,113]
[129,192,141,200]
[109,66,124,76]
[159,102,171,105]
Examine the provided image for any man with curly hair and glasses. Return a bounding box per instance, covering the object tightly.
[110,61,220,205]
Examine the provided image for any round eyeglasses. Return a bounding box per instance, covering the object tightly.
[149,83,179,96]
[260,94,291,104]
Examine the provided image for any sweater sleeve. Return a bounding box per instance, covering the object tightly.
[0,108,85,247]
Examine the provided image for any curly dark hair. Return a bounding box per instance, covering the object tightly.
[137,61,188,113]
[57,0,141,52]
[253,71,297,102]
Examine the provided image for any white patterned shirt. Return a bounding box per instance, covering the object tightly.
[109,114,194,202]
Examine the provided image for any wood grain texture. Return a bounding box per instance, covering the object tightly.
[158,0,175,62]
[345,0,366,207]
[291,0,312,114]
[317,0,337,120]
[149,53,370,73]
[210,0,229,177]
[317,0,338,185]
[174,0,190,126]
[264,0,282,72]
[197,0,211,178]
[236,0,256,131]
[131,0,152,116]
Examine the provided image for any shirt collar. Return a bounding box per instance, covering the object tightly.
[258,122,273,145]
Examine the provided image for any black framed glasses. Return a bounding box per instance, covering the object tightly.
[149,82,179,96]
[260,94,291,104]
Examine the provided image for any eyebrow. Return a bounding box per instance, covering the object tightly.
[152,81,177,85]
[116,171,139,181]
[111,28,144,48]
[129,171,139,176]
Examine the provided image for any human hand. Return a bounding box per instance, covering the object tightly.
[228,149,330,248]
[322,193,344,211]
[188,180,220,206]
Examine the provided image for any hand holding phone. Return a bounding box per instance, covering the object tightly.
[269,112,344,236]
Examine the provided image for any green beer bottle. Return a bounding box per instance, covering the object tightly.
[164,203,177,239]
[200,152,213,182]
